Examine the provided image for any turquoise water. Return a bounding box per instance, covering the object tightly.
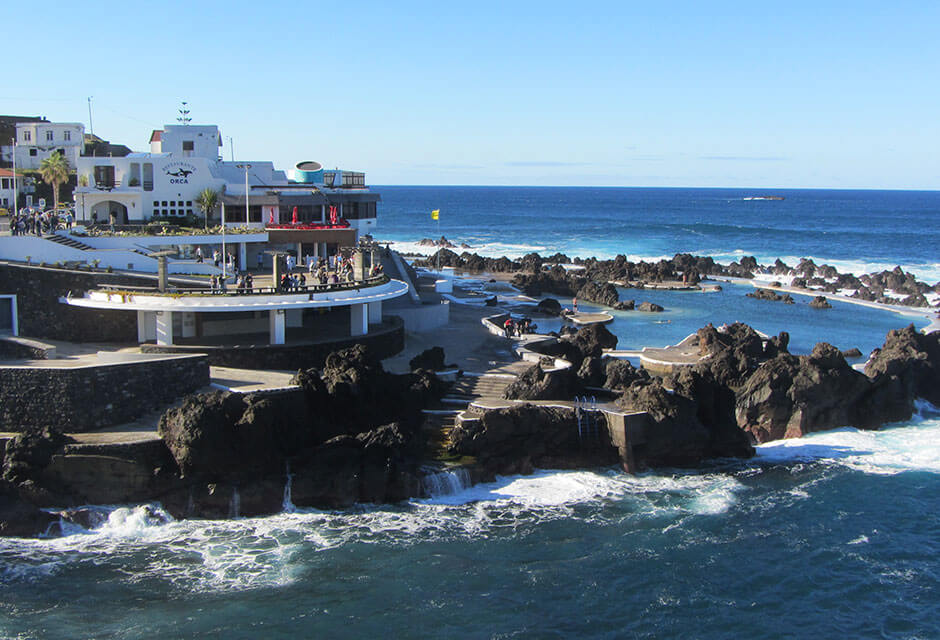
[2,187,939,639]
[523,282,926,356]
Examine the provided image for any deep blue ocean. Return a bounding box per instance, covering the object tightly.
[2,187,939,639]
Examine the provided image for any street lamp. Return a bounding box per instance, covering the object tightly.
[10,137,17,216]
[236,163,252,227]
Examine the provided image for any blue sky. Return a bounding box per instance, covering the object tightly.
[5,1,939,188]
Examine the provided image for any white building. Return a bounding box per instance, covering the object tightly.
[14,121,85,172]
[73,124,379,237]
[0,168,17,210]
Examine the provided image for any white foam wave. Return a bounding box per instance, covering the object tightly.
[756,405,940,475]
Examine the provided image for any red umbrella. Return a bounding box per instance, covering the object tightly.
[291,206,298,225]
[268,208,275,224]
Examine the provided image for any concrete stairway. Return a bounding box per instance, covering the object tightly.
[44,233,95,251]
[444,374,515,403]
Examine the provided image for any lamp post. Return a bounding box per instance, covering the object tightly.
[11,137,17,216]
[236,163,251,227]
[221,202,227,281]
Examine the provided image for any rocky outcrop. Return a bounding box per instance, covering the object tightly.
[636,302,665,312]
[449,404,619,478]
[0,479,58,537]
[409,346,446,371]
[864,325,940,416]
[747,288,795,304]
[809,296,832,309]
[576,281,620,308]
[535,298,563,316]
[504,364,577,401]
[735,344,877,442]
[613,300,635,311]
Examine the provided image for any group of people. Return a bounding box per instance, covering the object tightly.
[208,272,255,293]
[503,316,534,338]
[8,208,73,236]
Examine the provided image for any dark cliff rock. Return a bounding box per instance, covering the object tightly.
[0,479,57,537]
[613,299,635,311]
[567,323,618,361]
[449,404,619,478]
[157,391,249,481]
[576,281,620,307]
[504,364,577,401]
[735,343,877,443]
[616,380,713,467]
[809,296,832,309]
[864,325,940,416]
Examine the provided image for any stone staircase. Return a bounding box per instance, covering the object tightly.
[443,373,516,403]
[421,372,517,461]
[43,233,95,251]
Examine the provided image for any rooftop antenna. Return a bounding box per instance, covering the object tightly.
[87,96,94,137]
[177,101,191,125]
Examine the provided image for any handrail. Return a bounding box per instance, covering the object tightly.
[96,274,390,297]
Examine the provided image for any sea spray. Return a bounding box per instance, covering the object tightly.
[283,461,296,513]
[421,467,472,497]
[229,487,241,519]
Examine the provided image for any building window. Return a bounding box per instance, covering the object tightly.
[162,201,168,207]
[1,178,8,189]
[29,149,37,157]
[143,163,154,191]
[45,131,54,141]
[23,131,31,142]
[153,201,159,207]
[64,131,71,141]
[94,165,115,188]
[182,141,194,151]
[186,201,192,207]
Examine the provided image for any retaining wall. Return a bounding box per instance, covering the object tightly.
[141,317,405,370]
[0,353,209,432]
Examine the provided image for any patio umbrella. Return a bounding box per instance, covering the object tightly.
[292,206,298,225]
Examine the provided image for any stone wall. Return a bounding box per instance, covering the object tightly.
[0,263,155,342]
[0,354,209,432]
[0,337,53,360]
[142,317,405,370]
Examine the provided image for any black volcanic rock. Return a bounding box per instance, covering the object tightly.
[735,343,877,443]
[449,404,618,477]
[809,296,832,309]
[504,364,577,401]
[409,346,446,371]
[864,325,940,412]
[636,302,665,312]
[576,281,620,307]
[535,298,563,316]
[747,288,794,303]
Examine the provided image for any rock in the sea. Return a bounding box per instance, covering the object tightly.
[734,343,876,443]
[842,347,863,359]
[864,325,940,411]
[613,299,635,311]
[576,281,620,308]
[535,298,563,316]
[636,302,664,312]
[809,296,832,309]
[0,479,57,537]
[747,288,794,304]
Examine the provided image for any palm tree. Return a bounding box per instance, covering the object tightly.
[39,153,70,210]
[195,187,219,230]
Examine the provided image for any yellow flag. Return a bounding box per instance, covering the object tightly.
[431,209,440,220]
